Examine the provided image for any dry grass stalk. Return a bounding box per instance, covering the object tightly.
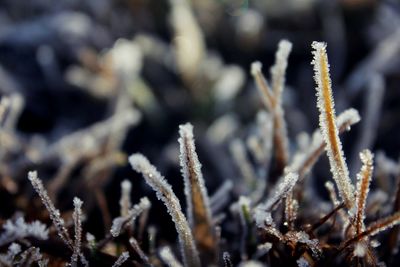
[288,108,360,179]
[129,153,201,267]
[354,149,374,236]
[342,212,400,250]
[311,41,355,208]
[251,40,292,177]
[178,123,217,262]
[27,171,73,249]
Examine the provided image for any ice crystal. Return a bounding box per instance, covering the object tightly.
[129,153,200,267]
[0,217,48,246]
[311,41,355,208]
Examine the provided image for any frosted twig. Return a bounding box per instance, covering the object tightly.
[341,212,400,250]
[27,171,73,249]
[311,41,355,208]
[324,181,349,228]
[269,40,292,173]
[287,108,360,179]
[120,179,132,217]
[111,251,129,267]
[284,193,298,230]
[111,197,151,237]
[250,61,274,111]
[178,123,217,261]
[354,150,374,236]
[71,197,86,266]
[129,237,152,266]
[258,172,299,211]
[129,154,201,267]
[159,246,183,267]
[251,41,292,176]
[270,40,292,102]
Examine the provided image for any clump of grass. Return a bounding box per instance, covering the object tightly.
[3,40,400,267]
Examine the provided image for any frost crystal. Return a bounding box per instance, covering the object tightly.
[311,42,355,208]
[129,153,200,267]
[111,251,130,267]
[0,217,49,246]
[27,171,73,248]
[270,39,292,102]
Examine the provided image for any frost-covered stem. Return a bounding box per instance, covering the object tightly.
[129,238,152,266]
[258,172,299,211]
[325,181,349,227]
[284,193,297,230]
[120,180,132,217]
[311,42,355,208]
[342,212,400,250]
[251,62,274,111]
[111,252,130,267]
[252,40,292,178]
[288,108,360,179]
[270,40,292,103]
[110,197,151,237]
[270,40,292,174]
[129,154,200,267]
[178,123,217,262]
[354,150,374,236]
[71,197,84,265]
[27,171,73,249]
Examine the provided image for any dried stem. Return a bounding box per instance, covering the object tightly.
[341,212,400,251]
[311,42,355,208]
[129,154,200,267]
[178,123,217,262]
[27,171,73,249]
[354,150,374,236]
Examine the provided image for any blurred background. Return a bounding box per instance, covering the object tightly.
[0,0,400,260]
